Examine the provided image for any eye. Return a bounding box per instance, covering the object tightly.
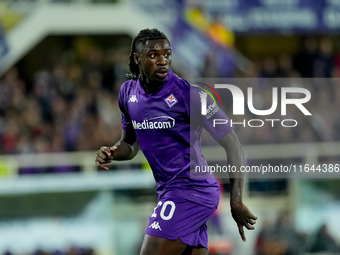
[150,53,155,59]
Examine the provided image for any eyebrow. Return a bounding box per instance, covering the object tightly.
[147,48,172,52]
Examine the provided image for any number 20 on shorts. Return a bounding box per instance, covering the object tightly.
[151,201,176,220]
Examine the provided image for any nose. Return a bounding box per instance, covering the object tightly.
[157,55,167,66]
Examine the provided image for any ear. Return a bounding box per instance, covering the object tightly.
[134,53,140,65]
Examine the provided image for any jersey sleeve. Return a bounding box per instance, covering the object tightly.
[190,85,234,141]
[118,83,133,131]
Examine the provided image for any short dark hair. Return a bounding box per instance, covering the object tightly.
[127,28,170,80]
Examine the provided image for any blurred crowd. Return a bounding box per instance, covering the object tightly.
[247,37,340,79]
[0,36,340,157]
[255,211,340,255]
[0,47,126,155]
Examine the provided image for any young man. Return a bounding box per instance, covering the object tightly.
[95,28,257,255]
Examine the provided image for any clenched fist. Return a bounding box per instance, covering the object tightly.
[95,146,116,170]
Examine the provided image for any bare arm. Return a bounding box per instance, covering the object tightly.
[218,130,257,242]
[95,129,139,170]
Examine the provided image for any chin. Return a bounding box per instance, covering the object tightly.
[156,75,168,81]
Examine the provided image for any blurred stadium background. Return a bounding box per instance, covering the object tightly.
[0,0,340,254]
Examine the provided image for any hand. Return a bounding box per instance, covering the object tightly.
[230,202,257,242]
[95,146,116,170]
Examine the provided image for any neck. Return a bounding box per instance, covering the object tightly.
[140,76,164,94]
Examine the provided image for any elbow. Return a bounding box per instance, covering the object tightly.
[127,143,139,160]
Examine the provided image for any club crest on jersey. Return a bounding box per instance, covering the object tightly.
[128,95,138,103]
[164,94,178,108]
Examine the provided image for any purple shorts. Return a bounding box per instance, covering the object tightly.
[145,194,217,248]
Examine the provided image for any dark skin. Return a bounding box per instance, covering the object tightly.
[95,39,257,255]
[134,39,172,94]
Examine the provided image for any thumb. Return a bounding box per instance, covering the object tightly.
[109,146,117,159]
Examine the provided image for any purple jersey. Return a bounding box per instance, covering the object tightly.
[119,70,233,208]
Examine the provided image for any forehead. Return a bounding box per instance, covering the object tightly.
[140,39,171,52]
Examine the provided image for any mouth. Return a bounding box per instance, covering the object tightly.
[155,69,168,79]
